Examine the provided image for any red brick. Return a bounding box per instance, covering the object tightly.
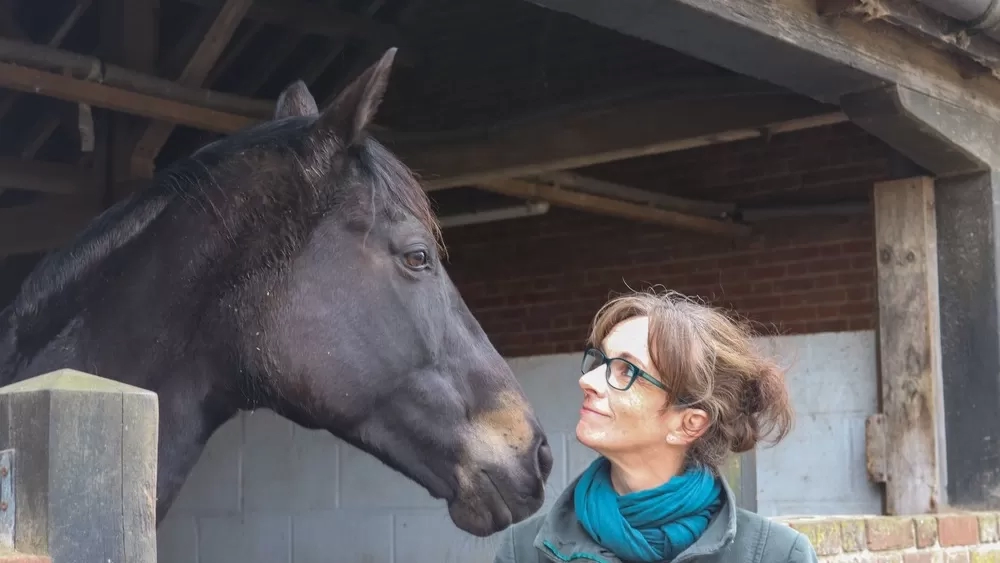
[904,553,938,563]
[866,517,916,551]
[916,516,939,548]
[940,515,980,547]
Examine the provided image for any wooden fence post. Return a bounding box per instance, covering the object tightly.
[0,369,158,563]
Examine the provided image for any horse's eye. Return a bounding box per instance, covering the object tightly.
[403,250,429,270]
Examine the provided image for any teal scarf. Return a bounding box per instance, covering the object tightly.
[574,457,723,562]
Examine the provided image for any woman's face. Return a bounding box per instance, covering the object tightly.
[576,316,678,456]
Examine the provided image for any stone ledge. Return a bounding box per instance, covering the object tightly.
[773,513,1000,559]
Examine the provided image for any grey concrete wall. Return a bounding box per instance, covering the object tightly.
[156,330,880,563]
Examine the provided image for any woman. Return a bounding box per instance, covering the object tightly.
[494,290,817,563]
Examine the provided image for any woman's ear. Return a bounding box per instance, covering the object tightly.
[668,407,710,445]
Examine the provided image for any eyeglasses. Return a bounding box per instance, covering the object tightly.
[581,347,667,392]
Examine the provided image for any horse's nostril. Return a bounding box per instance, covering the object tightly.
[535,435,554,481]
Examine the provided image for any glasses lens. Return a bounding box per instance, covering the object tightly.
[581,348,604,374]
[606,358,637,390]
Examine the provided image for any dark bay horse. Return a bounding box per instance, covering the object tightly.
[0,48,552,537]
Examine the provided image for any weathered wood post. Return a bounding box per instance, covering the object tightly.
[0,369,158,563]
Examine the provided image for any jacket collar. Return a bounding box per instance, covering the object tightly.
[532,467,739,563]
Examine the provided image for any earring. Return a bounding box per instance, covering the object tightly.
[666,435,677,444]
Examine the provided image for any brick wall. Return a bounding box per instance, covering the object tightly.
[780,513,1000,562]
[447,212,877,357]
[443,123,893,358]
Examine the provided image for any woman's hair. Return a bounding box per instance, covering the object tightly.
[587,288,794,470]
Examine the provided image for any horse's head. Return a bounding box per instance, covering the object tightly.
[206,49,551,536]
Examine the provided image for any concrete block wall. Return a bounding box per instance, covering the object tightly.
[156,329,880,563]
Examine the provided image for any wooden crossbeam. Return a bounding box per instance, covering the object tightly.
[537,171,737,217]
[0,62,255,133]
[130,0,252,174]
[477,178,751,237]
[407,100,847,191]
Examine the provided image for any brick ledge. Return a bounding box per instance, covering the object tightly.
[773,513,1000,560]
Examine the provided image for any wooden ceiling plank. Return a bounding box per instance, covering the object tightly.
[408,101,847,191]
[477,178,751,237]
[230,29,303,96]
[296,0,389,89]
[177,0,408,55]
[130,0,253,173]
[321,0,427,107]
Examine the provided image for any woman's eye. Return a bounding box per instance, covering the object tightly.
[403,250,429,270]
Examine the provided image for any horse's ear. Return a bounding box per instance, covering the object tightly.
[315,47,396,147]
[275,80,319,119]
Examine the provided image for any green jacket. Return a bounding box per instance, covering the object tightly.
[493,472,818,563]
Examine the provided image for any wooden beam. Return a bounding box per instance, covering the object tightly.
[130,0,252,174]
[0,62,255,133]
[523,0,1000,123]
[477,178,751,237]
[0,199,101,256]
[869,176,945,515]
[0,0,90,123]
[537,171,737,217]
[0,157,94,195]
[404,96,846,190]
[0,36,273,118]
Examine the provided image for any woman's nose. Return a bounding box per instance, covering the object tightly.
[579,366,606,394]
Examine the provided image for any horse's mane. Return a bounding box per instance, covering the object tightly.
[2,116,441,357]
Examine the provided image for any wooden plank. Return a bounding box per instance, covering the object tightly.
[873,176,945,515]
[477,178,751,237]
[0,370,157,562]
[178,0,407,53]
[130,0,252,173]
[0,62,255,133]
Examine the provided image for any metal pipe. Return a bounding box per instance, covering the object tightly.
[914,0,1000,41]
[439,201,550,228]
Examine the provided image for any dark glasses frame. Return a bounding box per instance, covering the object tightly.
[581,346,667,392]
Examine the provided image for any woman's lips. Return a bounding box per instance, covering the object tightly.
[580,404,609,417]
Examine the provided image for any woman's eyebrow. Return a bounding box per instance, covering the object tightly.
[617,350,649,371]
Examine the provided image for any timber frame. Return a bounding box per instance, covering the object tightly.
[520,0,1000,514]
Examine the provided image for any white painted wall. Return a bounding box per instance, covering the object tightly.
[156,330,881,563]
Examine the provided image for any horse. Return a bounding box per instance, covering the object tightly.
[0,48,553,538]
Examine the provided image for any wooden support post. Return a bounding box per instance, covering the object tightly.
[840,84,1000,510]
[869,177,945,515]
[0,370,158,562]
